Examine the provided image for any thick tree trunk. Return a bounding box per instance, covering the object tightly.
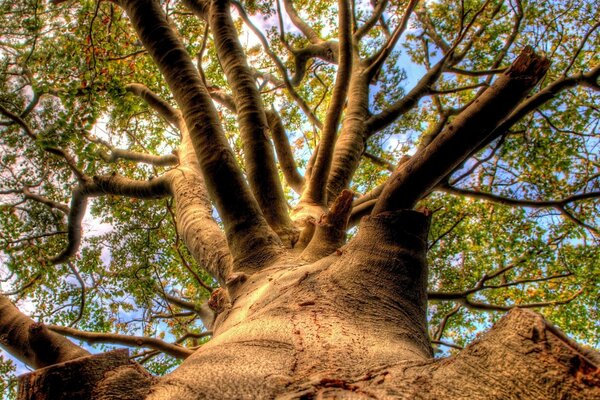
[16,212,600,399]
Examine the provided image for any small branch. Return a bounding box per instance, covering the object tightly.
[125,83,181,127]
[432,304,461,341]
[365,60,443,135]
[429,82,488,95]
[440,185,600,210]
[48,325,193,359]
[99,147,179,166]
[431,340,463,350]
[563,21,599,76]
[440,185,600,236]
[457,289,584,312]
[365,0,419,81]
[428,213,467,250]
[50,174,172,265]
[44,147,87,183]
[67,261,86,327]
[354,0,389,40]
[266,110,305,193]
[21,187,70,214]
[444,66,507,76]
[281,0,322,44]
[0,103,37,139]
[363,152,395,172]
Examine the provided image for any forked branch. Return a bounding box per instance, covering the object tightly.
[121,0,282,267]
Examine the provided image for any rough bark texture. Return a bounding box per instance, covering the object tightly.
[17,350,155,400]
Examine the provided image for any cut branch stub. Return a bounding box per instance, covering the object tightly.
[301,189,354,261]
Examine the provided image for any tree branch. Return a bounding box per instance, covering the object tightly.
[354,0,389,40]
[265,109,305,193]
[210,0,295,244]
[365,60,443,135]
[365,0,419,81]
[302,0,353,205]
[0,294,89,369]
[48,325,193,359]
[232,1,323,128]
[439,184,600,237]
[373,47,550,213]
[121,0,282,267]
[125,83,181,127]
[50,173,172,265]
[281,0,322,44]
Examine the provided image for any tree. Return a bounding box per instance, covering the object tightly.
[0,0,599,397]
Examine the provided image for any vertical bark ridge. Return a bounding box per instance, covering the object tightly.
[121,0,282,267]
[373,46,550,213]
[209,0,296,246]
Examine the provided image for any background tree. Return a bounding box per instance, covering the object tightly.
[0,0,599,398]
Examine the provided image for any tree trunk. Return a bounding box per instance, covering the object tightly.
[17,212,600,399]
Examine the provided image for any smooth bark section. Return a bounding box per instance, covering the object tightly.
[121,0,282,267]
[301,0,352,206]
[209,0,295,244]
[99,148,178,166]
[170,119,233,285]
[0,294,89,369]
[373,47,549,213]
[329,210,432,360]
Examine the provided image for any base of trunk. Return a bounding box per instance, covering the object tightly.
[20,309,598,399]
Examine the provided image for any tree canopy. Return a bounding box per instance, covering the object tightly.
[0,0,598,397]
